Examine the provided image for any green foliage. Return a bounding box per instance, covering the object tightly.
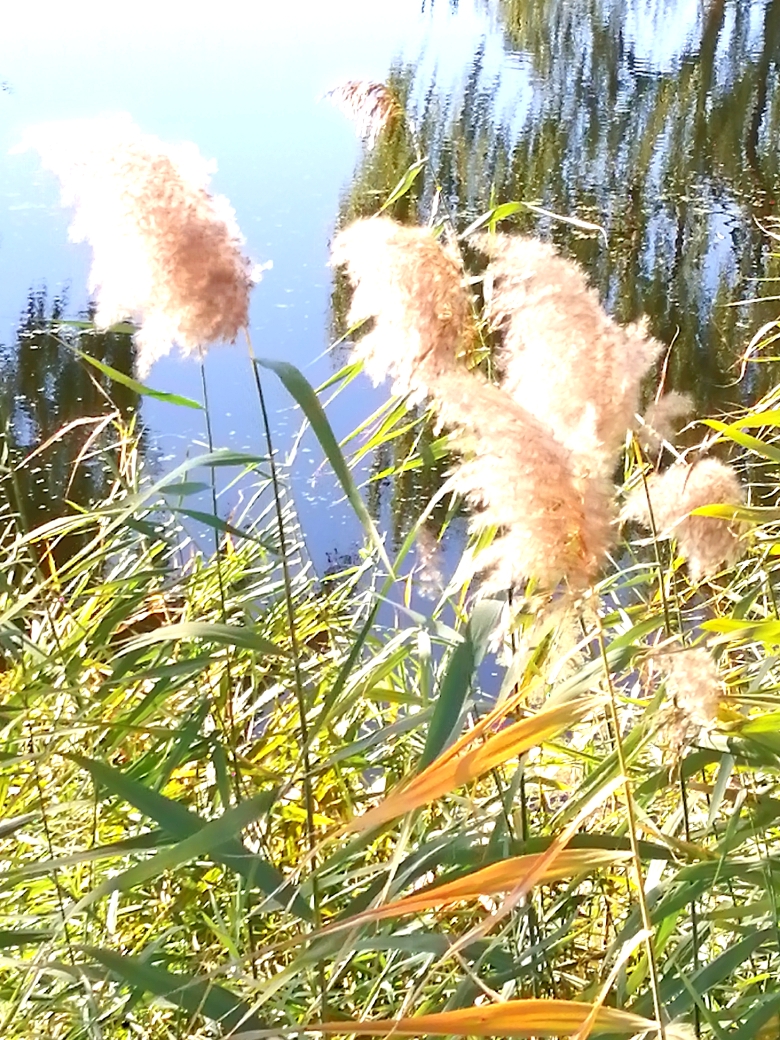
[1,323,780,1040]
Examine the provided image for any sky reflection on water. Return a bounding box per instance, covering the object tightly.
[1,0,778,569]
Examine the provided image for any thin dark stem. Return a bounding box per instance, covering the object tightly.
[679,771,701,1037]
[595,608,666,1040]
[245,332,327,1013]
[199,360,241,801]
[27,727,76,964]
[199,358,257,976]
[634,440,673,637]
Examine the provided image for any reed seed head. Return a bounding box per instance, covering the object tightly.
[326,81,403,148]
[415,524,445,600]
[436,370,615,592]
[479,234,662,473]
[656,646,722,748]
[331,217,473,402]
[623,457,745,580]
[637,391,694,452]
[23,114,255,376]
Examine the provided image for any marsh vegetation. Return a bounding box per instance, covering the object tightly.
[2,4,780,1039]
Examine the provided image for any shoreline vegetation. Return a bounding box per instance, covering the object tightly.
[1,109,780,1040]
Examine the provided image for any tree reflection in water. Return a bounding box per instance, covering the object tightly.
[334,0,780,542]
[0,288,141,564]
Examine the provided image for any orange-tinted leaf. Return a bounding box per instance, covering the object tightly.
[312,998,654,1037]
[311,848,628,942]
[345,697,599,835]
[362,848,628,923]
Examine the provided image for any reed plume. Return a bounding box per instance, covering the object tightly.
[637,391,694,453]
[23,114,255,376]
[436,370,615,591]
[623,458,745,580]
[479,234,662,474]
[327,81,403,148]
[331,217,472,402]
[332,217,617,591]
[415,524,445,600]
[656,646,722,747]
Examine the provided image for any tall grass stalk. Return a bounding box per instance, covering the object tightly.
[245,329,327,1014]
[595,609,666,1040]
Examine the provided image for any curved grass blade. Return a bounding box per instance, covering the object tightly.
[310,998,655,1037]
[663,928,774,1021]
[344,695,600,835]
[378,157,427,213]
[420,598,503,769]
[74,756,310,918]
[692,503,780,523]
[300,848,631,945]
[171,507,278,551]
[117,622,286,657]
[72,347,203,409]
[68,793,290,919]
[0,929,54,948]
[355,847,630,920]
[704,419,780,463]
[86,947,265,1032]
[459,200,523,238]
[257,358,392,572]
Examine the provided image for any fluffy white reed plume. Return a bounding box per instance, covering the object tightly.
[333,217,615,590]
[434,370,615,591]
[21,113,255,376]
[637,391,694,453]
[326,81,403,148]
[655,646,723,747]
[623,458,745,580]
[479,234,662,473]
[331,217,472,401]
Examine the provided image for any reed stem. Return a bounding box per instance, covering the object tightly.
[244,329,327,1014]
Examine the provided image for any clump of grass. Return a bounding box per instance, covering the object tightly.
[2,131,780,1040]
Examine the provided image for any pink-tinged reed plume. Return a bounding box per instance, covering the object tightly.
[636,391,694,453]
[331,217,472,403]
[332,217,619,592]
[326,81,403,148]
[623,457,745,580]
[655,646,723,748]
[479,234,662,476]
[21,113,256,376]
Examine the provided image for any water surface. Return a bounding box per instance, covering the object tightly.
[1,0,778,568]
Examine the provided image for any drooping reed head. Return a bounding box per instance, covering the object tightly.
[326,81,403,148]
[623,457,745,580]
[434,371,615,592]
[23,114,255,375]
[332,218,617,592]
[655,646,722,749]
[331,217,473,401]
[479,234,662,474]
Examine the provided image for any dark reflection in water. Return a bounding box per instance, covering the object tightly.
[0,290,141,564]
[335,0,780,547]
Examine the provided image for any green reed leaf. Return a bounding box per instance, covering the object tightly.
[257,358,393,571]
[379,157,427,212]
[85,947,265,1032]
[116,621,287,656]
[74,755,311,918]
[72,348,203,409]
[420,599,503,769]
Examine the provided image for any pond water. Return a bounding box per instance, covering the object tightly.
[1,0,779,572]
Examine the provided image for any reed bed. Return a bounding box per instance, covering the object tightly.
[1,122,780,1040]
